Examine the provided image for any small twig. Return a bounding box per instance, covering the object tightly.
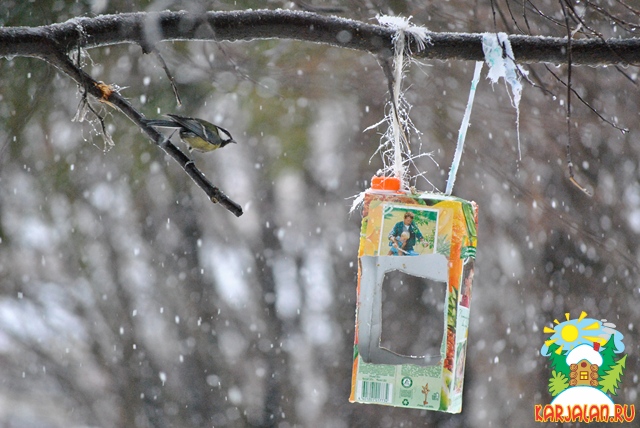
[489,0,499,32]
[43,48,243,216]
[524,0,566,29]
[586,0,640,33]
[85,99,115,148]
[522,0,533,34]
[504,0,526,34]
[615,65,638,86]
[204,43,285,100]
[560,0,591,197]
[152,49,182,106]
[544,65,628,133]
[564,1,638,65]
[524,67,556,97]
[615,0,640,17]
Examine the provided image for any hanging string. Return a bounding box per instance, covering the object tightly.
[446,33,527,196]
[560,0,592,196]
[445,61,483,196]
[350,16,430,213]
[376,15,430,190]
[391,29,406,184]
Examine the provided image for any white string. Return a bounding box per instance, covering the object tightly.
[445,33,527,196]
[445,61,483,196]
[350,16,430,212]
[376,15,431,191]
[392,29,406,184]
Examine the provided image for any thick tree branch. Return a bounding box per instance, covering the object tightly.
[1,9,637,215]
[1,9,640,65]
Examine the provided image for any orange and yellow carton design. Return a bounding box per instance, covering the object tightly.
[349,176,478,413]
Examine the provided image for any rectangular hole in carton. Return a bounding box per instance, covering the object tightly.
[380,270,446,359]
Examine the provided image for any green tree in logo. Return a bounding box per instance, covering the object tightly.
[599,354,627,396]
[548,370,569,397]
[546,343,571,396]
[598,334,627,396]
[547,343,570,377]
[599,334,619,375]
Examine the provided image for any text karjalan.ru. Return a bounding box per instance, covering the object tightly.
[534,404,635,423]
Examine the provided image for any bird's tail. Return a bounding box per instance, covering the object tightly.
[143,118,180,128]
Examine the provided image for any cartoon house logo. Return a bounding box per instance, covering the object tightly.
[535,311,635,423]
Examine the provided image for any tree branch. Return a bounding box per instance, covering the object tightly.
[1,9,638,215]
[40,48,243,217]
[2,9,640,65]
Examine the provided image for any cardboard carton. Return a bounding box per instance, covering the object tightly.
[349,177,478,412]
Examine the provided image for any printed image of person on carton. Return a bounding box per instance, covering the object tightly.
[460,261,474,307]
[388,211,426,256]
[388,231,414,255]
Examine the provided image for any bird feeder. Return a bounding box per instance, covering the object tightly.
[349,176,478,413]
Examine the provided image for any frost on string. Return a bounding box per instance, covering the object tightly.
[363,90,436,189]
[376,15,431,53]
[351,16,432,213]
[482,32,528,159]
[368,16,434,190]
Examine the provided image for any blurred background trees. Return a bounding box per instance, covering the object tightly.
[0,0,638,426]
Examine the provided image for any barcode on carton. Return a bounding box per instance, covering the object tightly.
[357,380,393,403]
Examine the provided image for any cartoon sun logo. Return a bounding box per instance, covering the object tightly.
[541,311,624,356]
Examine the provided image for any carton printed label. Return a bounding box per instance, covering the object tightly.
[350,190,478,413]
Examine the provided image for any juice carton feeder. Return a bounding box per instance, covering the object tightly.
[349,176,478,413]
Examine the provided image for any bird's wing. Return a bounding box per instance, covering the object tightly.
[144,118,182,128]
[166,114,210,141]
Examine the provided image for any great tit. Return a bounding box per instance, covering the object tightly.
[144,114,236,152]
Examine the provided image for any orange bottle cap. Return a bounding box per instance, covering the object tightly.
[371,176,401,191]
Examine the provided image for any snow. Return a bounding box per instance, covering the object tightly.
[565,344,603,366]
[376,15,431,51]
[551,386,614,412]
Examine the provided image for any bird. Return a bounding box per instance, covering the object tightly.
[144,113,236,152]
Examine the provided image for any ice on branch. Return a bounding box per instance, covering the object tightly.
[482,32,528,158]
[376,15,431,52]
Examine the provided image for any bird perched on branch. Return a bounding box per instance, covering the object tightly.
[144,114,236,152]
